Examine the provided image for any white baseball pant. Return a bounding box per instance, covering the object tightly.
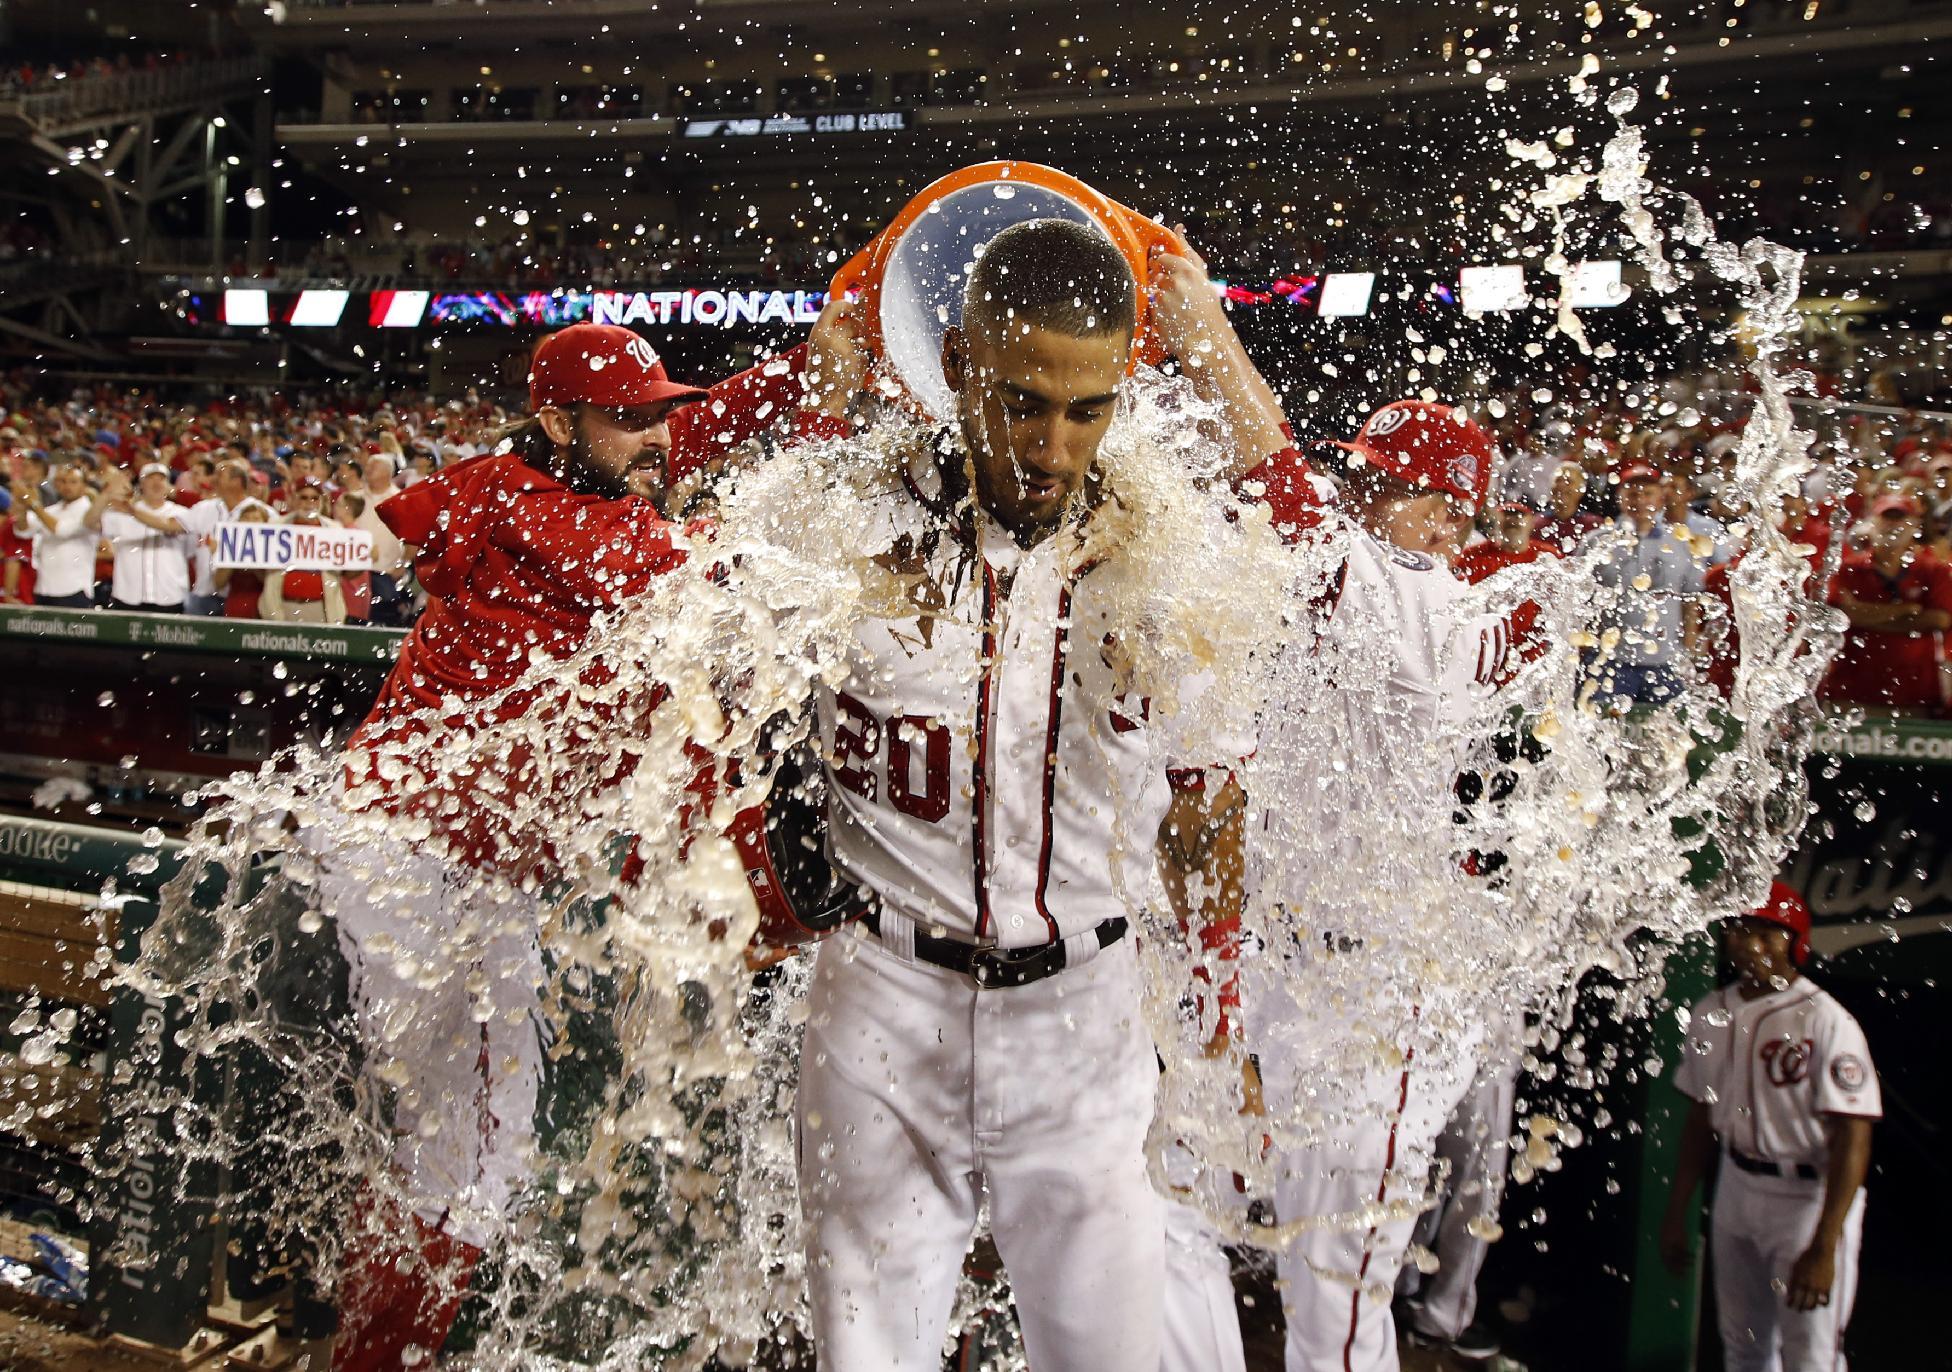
[1711,1163,1865,1372]
[1163,1198,1247,1372]
[320,837,546,1250]
[1401,1047,1519,1339]
[796,922,1165,1372]
[1271,1049,1475,1372]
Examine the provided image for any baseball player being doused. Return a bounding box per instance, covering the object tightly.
[317,322,828,1371]
[782,216,1298,1372]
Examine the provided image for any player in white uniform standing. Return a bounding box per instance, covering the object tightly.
[1661,882,1879,1372]
[1228,400,1518,1372]
[791,217,1288,1372]
[1397,1009,1522,1361]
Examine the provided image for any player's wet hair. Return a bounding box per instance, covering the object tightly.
[963,218,1137,342]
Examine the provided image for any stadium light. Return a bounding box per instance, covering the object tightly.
[369,290,432,328]
[289,289,350,327]
[1570,260,1629,309]
[1317,272,1377,318]
[1458,265,1527,313]
[222,289,270,327]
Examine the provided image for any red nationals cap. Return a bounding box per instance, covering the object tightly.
[1335,399,1496,510]
[528,323,709,412]
[1749,880,1812,965]
[1616,461,1665,486]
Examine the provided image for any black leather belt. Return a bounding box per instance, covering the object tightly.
[1729,1149,1820,1182]
[863,911,1128,988]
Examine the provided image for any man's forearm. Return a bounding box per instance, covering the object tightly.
[1663,1101,1716,1220]
[1181,330,1291,477]
[128,503,185,535]
[1842,598,1928,630]
[1811,1116,1872,1251]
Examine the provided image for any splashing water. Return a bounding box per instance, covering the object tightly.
[60,84,1839,1369]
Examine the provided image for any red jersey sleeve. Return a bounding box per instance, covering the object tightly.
[666,344,810,484]
[484,486,689,606]
[1231,428,1329,543]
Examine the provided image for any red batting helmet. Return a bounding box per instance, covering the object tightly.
[1748,881,1813,966]
[1335,400,1497,510]
[528,322,710,412]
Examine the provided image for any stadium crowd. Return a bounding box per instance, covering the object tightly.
[2,365,1948,711]
[0,373,505,625]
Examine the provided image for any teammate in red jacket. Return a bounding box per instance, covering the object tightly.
[327,319,825,1371]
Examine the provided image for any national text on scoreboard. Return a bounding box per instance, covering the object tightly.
[218,286,835,330]
[206,261,1627,331]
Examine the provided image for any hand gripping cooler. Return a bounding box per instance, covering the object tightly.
[828,160,1188,422]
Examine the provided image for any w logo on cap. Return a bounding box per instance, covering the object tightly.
[1366,406,1414,437]
[624,336,659,371]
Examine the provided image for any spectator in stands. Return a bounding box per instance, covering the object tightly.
[1667,464,1738,562]
[335,457,367,499]
[214,499,273,618]
[1535,461,1599,553]
[1820,492,1952,714]
[1919,449,1952,557]
[183,459,254,617]
[336,490,374,624]
[1499,417,1575,512]
[90,463,194,613]
[405,443,440,486]
[259,482,346,624]
[0,476,33,604]
[1585,462,1704,708]
[1456,501,1559,582]
[358,453,408,625]
[176,453,218,506]
[14,450,54,505]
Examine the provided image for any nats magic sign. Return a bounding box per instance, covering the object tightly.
[215,523,373,572]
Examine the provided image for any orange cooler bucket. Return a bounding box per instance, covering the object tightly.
[830,160,1185,422]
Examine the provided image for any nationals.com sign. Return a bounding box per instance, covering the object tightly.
[215,522,373,572]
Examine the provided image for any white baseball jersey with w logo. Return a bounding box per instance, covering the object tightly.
[1675,978,1882,1168]
[816,460,1219,950]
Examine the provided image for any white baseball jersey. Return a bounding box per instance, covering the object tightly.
[1675,978,1881,1169]
[1233,497,1520,1372]
[1315,522,1512,759]
[181,496,233,597]
[28,497,97,598]
[818,453,1226,950]
[1245,513,1515,1011]
[100,504,194,606]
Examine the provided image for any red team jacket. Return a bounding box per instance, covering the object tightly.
[346,350,807,872]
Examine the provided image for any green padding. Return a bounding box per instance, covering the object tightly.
[0,814,188,886]
[0,818,218,1346]
[1624,934,1717,1370]
[1810,710,1952,768]
[0,604,405,664]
